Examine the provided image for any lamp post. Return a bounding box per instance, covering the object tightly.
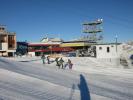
[49,45,52,55]
[115,34,118,52]
[51,46,52,55]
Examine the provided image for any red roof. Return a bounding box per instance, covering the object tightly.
[28,43,59,46]
[29,47,74,52]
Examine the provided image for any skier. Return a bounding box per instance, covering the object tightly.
[47,56,50,64]
[58,57,64,69]
[68,59,73,69]
[55,57,59,66]
[41,54,45,64]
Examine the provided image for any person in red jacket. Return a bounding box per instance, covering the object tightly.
[68,59,73,69]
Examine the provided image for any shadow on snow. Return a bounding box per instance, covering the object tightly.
[78,74,91,100]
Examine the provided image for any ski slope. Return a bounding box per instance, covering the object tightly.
[0,57,133,100]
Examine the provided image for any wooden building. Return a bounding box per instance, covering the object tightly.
[0,25,16,56]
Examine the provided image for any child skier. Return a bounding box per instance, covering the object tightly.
[68,59,73,69]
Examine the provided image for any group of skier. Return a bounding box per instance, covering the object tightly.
[55,57,73,69]
[41,55,50,64]
[41,54,73,69]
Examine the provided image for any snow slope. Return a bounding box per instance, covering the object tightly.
[1,57,133,100]
[8,56,133,77]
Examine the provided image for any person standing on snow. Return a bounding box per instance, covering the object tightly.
[59,57,64,69]
[68,59,73,69]
[47,56,50,64]
[41,54,45,64]
[55,57,59,66]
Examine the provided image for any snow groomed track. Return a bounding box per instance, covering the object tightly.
[0,57,133,100]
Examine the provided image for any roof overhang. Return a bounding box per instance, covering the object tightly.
[60,42,92,47]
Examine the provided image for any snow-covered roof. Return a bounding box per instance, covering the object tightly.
[40,37,63,43]
[28,42,61,45]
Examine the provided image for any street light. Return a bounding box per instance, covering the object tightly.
[51,46,52,55]
[115,34,118,52]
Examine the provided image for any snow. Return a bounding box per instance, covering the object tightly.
[0,68,112,100]
[0,68,80,100]
[1,56,133,100]
[8,56,133,77]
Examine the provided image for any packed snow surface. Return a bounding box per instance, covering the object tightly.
[0,56,133,100]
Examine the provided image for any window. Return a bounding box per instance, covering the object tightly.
[99,47,102,50]
[107,47,110,53]
[9,44,13,48]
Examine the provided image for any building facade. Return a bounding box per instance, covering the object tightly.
[95,43,122,58]
[0,25,16,56]
[28,43,74,56]
[94,43,122,66]
[28,37,74,56]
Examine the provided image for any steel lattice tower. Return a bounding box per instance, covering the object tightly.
[82,19,103,42]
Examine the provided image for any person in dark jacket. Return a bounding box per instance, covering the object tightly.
[47,56,50,64]
[55,57,59,66]
[58,58,64,69]
[41,55,45,64]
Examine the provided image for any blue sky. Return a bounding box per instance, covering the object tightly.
[0,0,133,42]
